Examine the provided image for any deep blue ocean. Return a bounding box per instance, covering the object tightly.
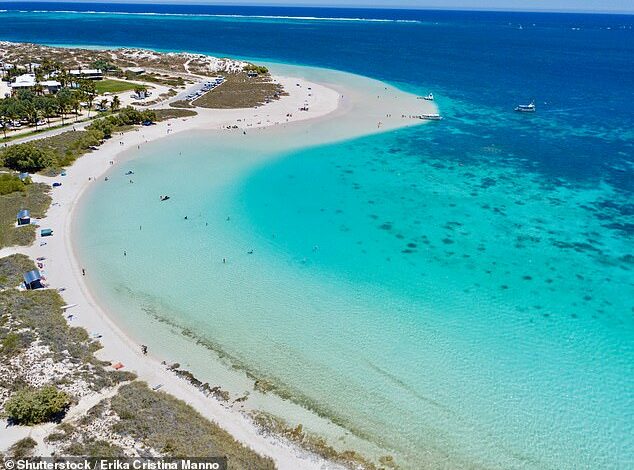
[2,3,633,469]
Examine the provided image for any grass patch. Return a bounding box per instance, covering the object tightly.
[95,79,138,95]
[0,254,36,290]
[8,437,37,458]
[153,109,197,121]
[192,72,286,109]
[169,100,195,109]
[139,73,186,88]
[111,382,275,469]
[66,439,125,458]
[0,182,50,249]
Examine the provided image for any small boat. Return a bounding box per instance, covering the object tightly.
[160,195,170,201]
[125,170,134,175]
[515,101,536,113]
[423,93,434,101]
[419,113,443,121]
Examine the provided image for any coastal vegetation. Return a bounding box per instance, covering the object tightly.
[0,106,158,174]
[42,381,276,468]
[190,72,286,109]
[7,437,37,459]
[153,108,197,121]
[0,254,35,290]
[0,182,50,249]
[0,254,135,399]
[0,173,27,195]
[4,386,70,425]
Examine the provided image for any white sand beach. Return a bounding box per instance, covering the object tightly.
[1,66,436,467]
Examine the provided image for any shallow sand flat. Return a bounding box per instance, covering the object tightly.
[2,63,435,467]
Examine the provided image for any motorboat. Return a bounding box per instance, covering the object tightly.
[515,101,536,113]
[419,113,443,121]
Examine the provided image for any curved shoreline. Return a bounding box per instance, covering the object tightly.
[11,63,436,467]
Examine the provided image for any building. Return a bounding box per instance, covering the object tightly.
[23,270,43,290]
[16,210,31,226]
[10,73,36,90]
[41,80,62,93]
[126,66,145,75]
[70,69,103,80]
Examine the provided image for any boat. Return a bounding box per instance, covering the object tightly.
[419,113,443,121]
[417,93,434,101]
[515,101,536,113]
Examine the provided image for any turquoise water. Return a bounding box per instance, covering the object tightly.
[76,120,633,468]
[7,4,632,468]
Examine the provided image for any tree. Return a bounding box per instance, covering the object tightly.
[80,79,97,117]
[1,143,56,172]
[88,118,113,139]
[39,95,58,126]
[111,95,121,111]
[56,88,75,125]
[0,100,10,138]
[133,85,147,98]
[4,386,70,425]
[98,98,108,111]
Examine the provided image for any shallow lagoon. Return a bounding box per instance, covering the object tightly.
[78,111,632,468]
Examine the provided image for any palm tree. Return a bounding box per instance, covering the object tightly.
[111,95,121,112]
[33,83,44,96]
[99,98,108,111]
[0,101,9,138]
[41,96,57,126]
[79,79,97,117]
[72,96,81,122]
[56,88,74,125]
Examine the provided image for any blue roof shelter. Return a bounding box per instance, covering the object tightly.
[23,270,43,290]
[17,209,31,226]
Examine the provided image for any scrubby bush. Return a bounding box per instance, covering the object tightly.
[244,64,269,74]
[1,144,55,172]
[0,174,26,195]
[88,107,156,135]
[8,437,37,458]
[88,119,113,138]
[4,386,70,425]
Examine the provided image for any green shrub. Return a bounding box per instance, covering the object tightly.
[1,144,55,172]
[244,64,269,74]
[4,385,70,425]
[0,174,26,196]
[88,119,113,139]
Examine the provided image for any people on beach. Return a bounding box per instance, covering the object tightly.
[82,268,86,276]
[141,345,148,355]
